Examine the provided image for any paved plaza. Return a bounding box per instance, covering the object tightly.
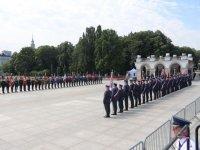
[0,81,200,150]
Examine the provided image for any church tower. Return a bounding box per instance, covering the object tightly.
[31,35,35,49]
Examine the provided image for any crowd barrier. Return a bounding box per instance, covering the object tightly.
[129,96,200,150]
[129,141,144,150]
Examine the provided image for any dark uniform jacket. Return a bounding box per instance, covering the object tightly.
[103,90,112,104]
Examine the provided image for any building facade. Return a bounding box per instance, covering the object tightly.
[0,51,12,66]
[135,53,194,79]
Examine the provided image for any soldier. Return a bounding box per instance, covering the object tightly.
[14,77,19,92]
[116,84,124,113]
[161,78,167,97]
[132,80,138,107]
[23,76,27,91]
[129,80,135,108]
[31,77,35,91]
[103,85,112,118]
[123,80,129,111]
[47,77,51,89]
[1,76,6,94]
[111,83,118,115]
[148,79,153,101]
[19,76,23,92]
[144,80,149,103]
[27,77,31,91]
[141,80,146,104]
[6,77,10,93]
[153,78,158,100]
[38,77,42,90]
[10,76,14,93]
[35,77,39,90]
[136,80,142,105]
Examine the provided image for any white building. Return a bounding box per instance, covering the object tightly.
[135,53,194,79]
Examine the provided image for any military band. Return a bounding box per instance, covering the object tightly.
[103,73,193,118]
[0,74,103,94]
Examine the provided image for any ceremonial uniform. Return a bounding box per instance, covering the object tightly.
[103,86,112,118]
[123,82,129,110]
[111,84,118,115]
[116,85,124,113]
[174,138,195,150]
[129,81,134,108]
[172,116,195,150]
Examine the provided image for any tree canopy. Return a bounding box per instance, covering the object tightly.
[2,25,200,75]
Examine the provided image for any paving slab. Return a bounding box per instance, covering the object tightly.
[0,81,199,150]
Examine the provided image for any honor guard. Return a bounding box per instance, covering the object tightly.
[103,85,112,118]
[123,80,129,111]
[111,83,118,115]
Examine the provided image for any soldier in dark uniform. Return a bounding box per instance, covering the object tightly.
[161,78,167,97]
[123,80,129,111]
[31,77,35,91]
[23,76,27,92]
[47,77,50,89]
[35,77,39,90]
[116,84,124,113]
[19,76,23,92]
[188,74,192,86]
[136,80,142,105]
[1,77,6,94]
[14,77,19,92]
[152,78,158,100]
[144,80,149,103]
[111,83,118,115]
[27,77,31,91]
[103,85,112,118]
[141,80,146,104]
[148,79,153,101]
[10,77,14,93]
[6,77,10,93]
[132,80,138,107]
[129,80,134,108]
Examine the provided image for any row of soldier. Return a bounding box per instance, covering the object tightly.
[0,74,103,94]
[103,74,192,118]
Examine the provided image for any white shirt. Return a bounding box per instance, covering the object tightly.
[174,137,195,150]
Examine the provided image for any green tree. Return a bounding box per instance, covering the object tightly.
[94,29,123,73]
[14,47,36,74]
[35,45,58,74]
[57,41,74,74]
[71,27,96,73]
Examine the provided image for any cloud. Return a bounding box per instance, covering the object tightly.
[0,0,200,52]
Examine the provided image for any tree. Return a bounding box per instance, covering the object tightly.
[14,47,36,74]
[57,41,74,74]
[94,29,123,74]
[71,27,96,73]
[35,46,58,74]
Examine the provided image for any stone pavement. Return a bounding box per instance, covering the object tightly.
[0,81,199,150]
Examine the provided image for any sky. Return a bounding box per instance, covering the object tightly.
[0,0,200,52]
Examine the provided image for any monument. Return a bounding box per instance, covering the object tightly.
[135,53,194,79]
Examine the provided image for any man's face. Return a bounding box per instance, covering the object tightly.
[172,125,181,135]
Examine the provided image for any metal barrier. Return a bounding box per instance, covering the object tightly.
[195,97,200,114]
[174,108,185,119]
[144,120,171,150]
[185,101,196,120]
[129,141,144,150]
[130,96,200,150]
